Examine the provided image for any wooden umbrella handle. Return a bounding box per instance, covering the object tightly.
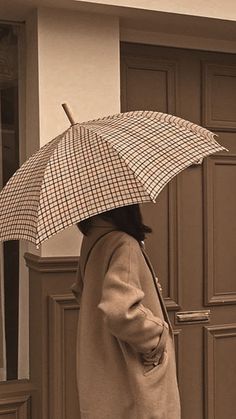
[62,103,76,126]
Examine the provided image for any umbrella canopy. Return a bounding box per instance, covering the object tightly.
[0,110,227,246]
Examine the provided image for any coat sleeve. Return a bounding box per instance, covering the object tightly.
[97,236,167,354]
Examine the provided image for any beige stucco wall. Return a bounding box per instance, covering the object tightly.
[26,7,120,257]
[39,8,120,257]
[76,0,236,21]
[2,0,236,22]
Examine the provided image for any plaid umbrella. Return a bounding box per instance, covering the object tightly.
[0,110,227,246]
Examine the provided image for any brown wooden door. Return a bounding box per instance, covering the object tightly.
[121,42,236,419]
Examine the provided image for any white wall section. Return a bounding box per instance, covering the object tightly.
[26,8,120,256]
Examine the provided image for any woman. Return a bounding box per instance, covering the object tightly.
[71,204,181,419]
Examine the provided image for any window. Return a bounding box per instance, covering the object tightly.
[0,23,20,380]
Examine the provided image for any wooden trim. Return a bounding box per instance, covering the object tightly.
[0,379,36,419]
[48,294,79,419]
[0,378,35,393]
[0,394,31,418]
[24,253,79,273]
[166,179,181,311]
[172,328,181,382]
[25,253,80,419]
[202,62,236,132]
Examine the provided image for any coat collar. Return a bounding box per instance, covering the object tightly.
[80,216,117,276]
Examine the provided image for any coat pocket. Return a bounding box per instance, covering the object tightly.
[143,349,168,376]
[141,322,169,376]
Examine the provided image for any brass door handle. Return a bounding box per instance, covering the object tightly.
[176,310,211,323]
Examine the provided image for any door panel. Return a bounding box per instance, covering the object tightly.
[204,156,236,305]
[121,42,236,419]
[202,63,236,130]
[121,56,177,113]
[204,325,236,419]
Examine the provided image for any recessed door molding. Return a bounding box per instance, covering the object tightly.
[203,155,236,305]
[204,324,236,419]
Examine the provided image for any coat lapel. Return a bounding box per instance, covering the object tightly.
[140,246,174,335]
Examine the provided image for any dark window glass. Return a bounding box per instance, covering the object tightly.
[0,23,19,380]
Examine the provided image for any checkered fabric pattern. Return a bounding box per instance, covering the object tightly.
[0,110,227,246]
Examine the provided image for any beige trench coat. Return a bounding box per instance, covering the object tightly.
[71,218,181,419]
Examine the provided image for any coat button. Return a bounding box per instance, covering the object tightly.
[155,276,162,292]
[157,282,162,292]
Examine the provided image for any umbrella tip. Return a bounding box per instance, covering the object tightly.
[62,103,76,126]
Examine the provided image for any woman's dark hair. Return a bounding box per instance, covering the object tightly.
[77,204,152,242]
